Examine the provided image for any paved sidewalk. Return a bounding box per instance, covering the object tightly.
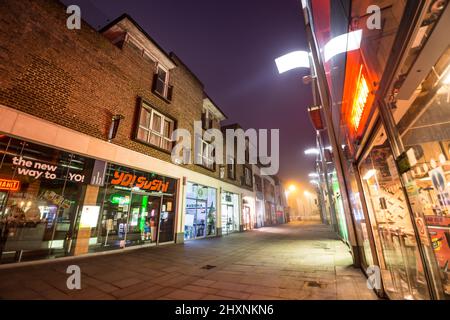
[0,222,378,300]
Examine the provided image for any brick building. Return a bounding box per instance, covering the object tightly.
[0,0,280,265]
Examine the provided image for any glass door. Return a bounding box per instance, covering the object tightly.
[195,199,207,238]
[184,198,207,240]
[125,192,161,246]
[221,204,235,235]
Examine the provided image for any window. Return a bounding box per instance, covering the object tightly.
[227,157,235,180]
[244,166,253,187]
[136,103,174,152]
[153,65,172,100]
[197,139,214,170]
[359,125,430,300]
[202,109,214,130]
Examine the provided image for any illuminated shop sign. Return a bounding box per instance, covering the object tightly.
[110,171,171,193]
[351,65,370,132]
[110,194,131,205]
[0,178,20,191]
[12,156,86,182]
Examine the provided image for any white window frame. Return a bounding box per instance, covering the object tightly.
[156,64,170,98]
[137,103,174,151]
[198,139,214,170]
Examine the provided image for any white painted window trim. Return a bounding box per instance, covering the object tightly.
[138,103,173,150]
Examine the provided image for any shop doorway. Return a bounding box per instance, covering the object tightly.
[243,205,252,230]
[222,204,237,235]
[185,198,208,240]
[97,190,175,250]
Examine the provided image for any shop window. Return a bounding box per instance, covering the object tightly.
[0,136,93,263]
[136,102,174,152]
[396,49,450,297]
[0,134,178,265]
[221,192,240,235]
[184,183,217,240]
[346,163,374,268]
[359,125,430,300]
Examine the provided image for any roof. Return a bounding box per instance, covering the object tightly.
[99,13,175,66]
[203,93,227,120]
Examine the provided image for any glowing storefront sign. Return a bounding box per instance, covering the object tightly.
[0,178,20,191]
[351,65,370,132]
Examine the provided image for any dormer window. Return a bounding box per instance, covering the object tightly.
[153,65,173,101]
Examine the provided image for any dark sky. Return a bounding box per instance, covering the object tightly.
[61,0,316,187]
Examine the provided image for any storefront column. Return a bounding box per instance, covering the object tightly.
[73,185,99,256]
[175,177,185,244]
[304,5,360,267]
[217,187,223,236]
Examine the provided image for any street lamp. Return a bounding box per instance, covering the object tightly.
[304,148,320,155]
[275,51,310,74]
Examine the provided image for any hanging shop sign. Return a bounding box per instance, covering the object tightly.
[0,178,20,191]
[342,52,377,145]
[110,171,171,193]
[351,65,370,132]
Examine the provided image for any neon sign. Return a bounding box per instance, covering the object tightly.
[351,65,370,132]
[0,179,20,191]
[110,171,171,193]
[110,194,131,205]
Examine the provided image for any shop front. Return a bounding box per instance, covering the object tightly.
[0,134,178,264]
[184,182,217,240]
[242,195,256,231]
[305,0,450,299]
[221,191,240,235]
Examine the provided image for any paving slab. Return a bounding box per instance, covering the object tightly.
[0,221,378,300]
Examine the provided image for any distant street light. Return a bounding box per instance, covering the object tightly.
[309,179,319,185]
[308,172,319,178]
[288,184,297,192]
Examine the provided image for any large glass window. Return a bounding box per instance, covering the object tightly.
[0,136,93,263]
[184,183,217,240]
[359,125,430,299]
[0,134,178,264]
[395,48,450,298]
[346,164,374,269]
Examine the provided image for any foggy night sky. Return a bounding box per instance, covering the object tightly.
[61,0,316,188]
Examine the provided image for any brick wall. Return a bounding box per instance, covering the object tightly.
[0,0,221,180]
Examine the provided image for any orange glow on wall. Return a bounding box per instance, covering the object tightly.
[351,65,370,132]
[342,49,376,142]
[0,178,20,191]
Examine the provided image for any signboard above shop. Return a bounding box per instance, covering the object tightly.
[341,49,377,147]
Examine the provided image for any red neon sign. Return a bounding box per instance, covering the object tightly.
[0,179,20,191]
[351,65,370,132]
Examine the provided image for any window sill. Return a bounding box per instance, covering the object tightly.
[133,137,173,155]
[196,163,216,172]
[152,89,172,104]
